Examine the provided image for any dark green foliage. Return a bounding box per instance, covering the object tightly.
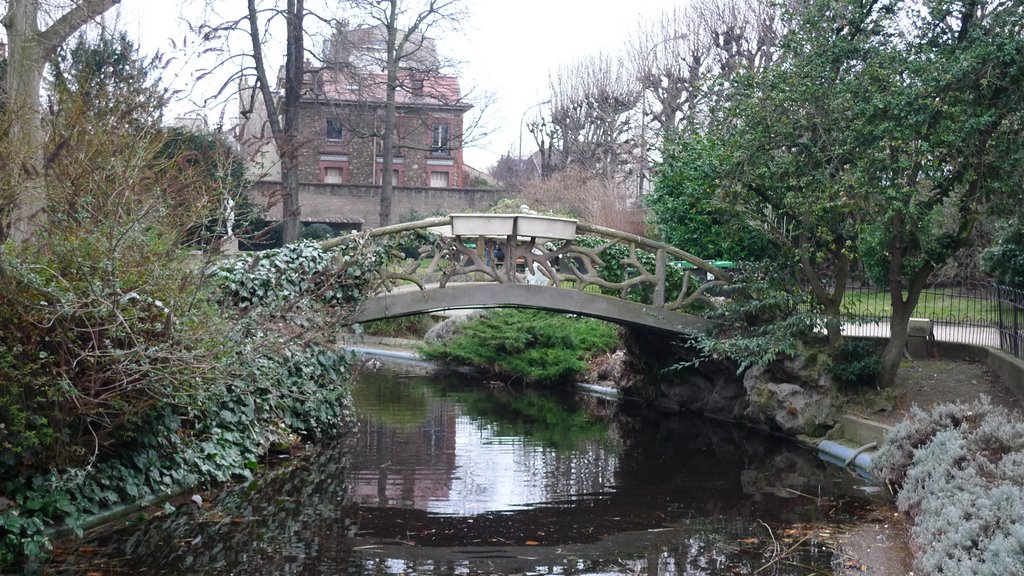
[873,399,1024,575]
[0,34,400,563]
[47,31,165,133]
[360,314,433,339]
[647,132,773,262]
[212,237,389,311]
[419,309,618,386]
[666,0,1024,385]
[675,262,820,373]
[828,339,881,388]
[983,218,1024,289]
[0,234,362,568]
[301,223,335,241]
[0,239,222,473]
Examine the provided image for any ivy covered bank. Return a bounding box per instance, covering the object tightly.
[0,238,387,570]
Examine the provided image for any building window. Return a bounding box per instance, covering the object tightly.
[324,167,344,184]
[429,171,450,188]
[326,118,344,141]
[431,124,450,155]
[378,169,400,186]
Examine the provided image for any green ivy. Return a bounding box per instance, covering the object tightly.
[0,231,395,568]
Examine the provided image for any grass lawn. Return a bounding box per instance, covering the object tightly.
[842,287,1007,325]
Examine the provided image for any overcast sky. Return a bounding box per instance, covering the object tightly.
[107,0,683,170]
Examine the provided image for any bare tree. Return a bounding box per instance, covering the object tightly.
[196,0,310,244]
[1,0,121,243]
[508,167,646,235]
[532,53,640,182]
[242,0,304,243]
[339,0,467,227]
[627,0,780,190]
[488,150,536,192]
[630,0,779,132]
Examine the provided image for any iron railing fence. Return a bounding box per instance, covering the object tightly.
[841,282,1024,358]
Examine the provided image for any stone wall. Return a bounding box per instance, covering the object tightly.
[250,181,505,228]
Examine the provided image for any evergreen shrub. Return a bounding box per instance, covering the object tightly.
[300,223,335,241]
[418,309,617,385]
[359,314,433,339]
[828,338,882,388]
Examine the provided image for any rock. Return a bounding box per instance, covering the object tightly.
[584,350,635,388]
[661,374,714,413]
[743,367,838,436]
[424,310,488,343]
[782,346,832,390]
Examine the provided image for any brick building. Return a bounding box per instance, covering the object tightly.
[237,24,484,232]
[305,66,471,189]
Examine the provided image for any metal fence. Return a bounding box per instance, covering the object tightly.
[840,282,1024,358]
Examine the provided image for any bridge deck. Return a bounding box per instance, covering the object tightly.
[348,283,714,335]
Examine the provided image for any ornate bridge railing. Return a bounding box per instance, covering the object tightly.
[323,214,730,314]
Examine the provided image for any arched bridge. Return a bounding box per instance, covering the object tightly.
[322,214,731,335]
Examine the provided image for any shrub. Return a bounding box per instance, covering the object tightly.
[301,223,335,241]
[982,218,1024,289]
[0,31,377,569]
[873,399,1024,575]
[418,309,618,385]
[672,261,820,373]
[829,338,881,388]
[360,314,433,338]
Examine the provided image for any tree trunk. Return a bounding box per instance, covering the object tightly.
[877,215,935,387]
[279,0,304,244]
[878,309,910,388]
[799,237,850,348]
[246,0,299,243]
[4,0,48,242]
[378,0,399,228]
[2,0,121,243]
[280,154,301,243]
[822,302,844,347]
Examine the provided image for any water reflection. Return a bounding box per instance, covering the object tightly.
[47,360,880,575]
[350,364,620,515]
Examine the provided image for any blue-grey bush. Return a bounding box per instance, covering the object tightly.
[873,398,1024,575]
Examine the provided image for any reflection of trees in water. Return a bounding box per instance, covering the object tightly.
[346,515,831,575]
[47,436,362,575]
[615,409,850,519]
[48,366,869,575]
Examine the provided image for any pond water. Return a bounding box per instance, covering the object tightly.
[48,359,887,575]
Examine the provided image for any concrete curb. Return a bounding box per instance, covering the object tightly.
[820,339,1024,478]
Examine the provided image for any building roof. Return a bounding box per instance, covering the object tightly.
[310,68,471,110]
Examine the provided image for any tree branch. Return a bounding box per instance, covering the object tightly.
[38,0,122,61]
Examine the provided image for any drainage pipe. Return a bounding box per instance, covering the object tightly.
[818,440,875,476]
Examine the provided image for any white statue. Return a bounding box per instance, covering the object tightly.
[224,195,236,239]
